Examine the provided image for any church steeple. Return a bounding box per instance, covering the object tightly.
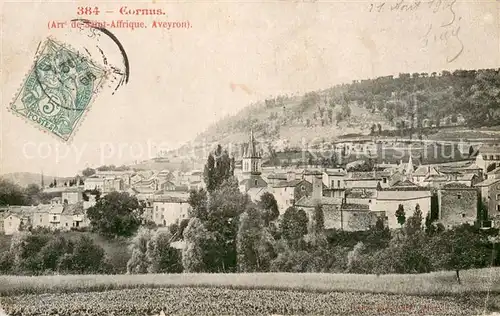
[242,129,261,175]
[244,129,261,158]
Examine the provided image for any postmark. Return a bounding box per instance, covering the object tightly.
[9,37,107,142]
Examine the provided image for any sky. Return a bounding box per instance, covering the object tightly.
[1,0,499,176]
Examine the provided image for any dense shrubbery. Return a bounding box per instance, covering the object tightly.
[0,231,111,275]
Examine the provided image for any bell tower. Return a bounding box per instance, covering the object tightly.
[242,129,261,176]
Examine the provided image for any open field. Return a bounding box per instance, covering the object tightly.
[0,268,499,315]
[1,287,493,316]
[1,268,499,296]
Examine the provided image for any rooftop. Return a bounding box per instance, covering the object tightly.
[441,182,475,189]
[475,178,500,187]
[295,196,343,207]
[341,203,370,211]
[274,179,307,188]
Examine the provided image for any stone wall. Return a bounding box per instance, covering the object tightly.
[439,189,478,228]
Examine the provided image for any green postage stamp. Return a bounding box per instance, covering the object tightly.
[9,38,107,142]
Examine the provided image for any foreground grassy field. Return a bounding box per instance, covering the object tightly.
[1,287,492,316]
[0,268,499,315]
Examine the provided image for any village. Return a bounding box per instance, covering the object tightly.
[1,130,499,236]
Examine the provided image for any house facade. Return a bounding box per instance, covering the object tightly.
[373,188,432,229]
[272,179,312,214]
[151,195,191,227]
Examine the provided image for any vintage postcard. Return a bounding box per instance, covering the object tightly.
[1,0,499,315]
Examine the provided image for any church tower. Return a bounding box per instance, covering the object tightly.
[242,129,262,176]
[239,129,267,193]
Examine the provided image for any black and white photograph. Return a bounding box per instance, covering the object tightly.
[0,0,499,315]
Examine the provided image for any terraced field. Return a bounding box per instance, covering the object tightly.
[0,287,488,316]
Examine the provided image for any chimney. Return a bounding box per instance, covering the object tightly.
[312,175,323,199]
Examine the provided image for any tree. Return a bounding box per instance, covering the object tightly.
[204,178,250,272]
[10,231,50,274]
[468,70,500,126]
[146,229,182,273]
[281,207,308,246]
[182,218,212,272]
[0,179,26,206]
[23,184,51,206]
[203,145,235,193]
[309,204,324,234]
[82,168,96,177]
[87,191,144,238]
[347,241,367,273]
[258,192,279,225]
[39,235,73,272]
[428,225,490,284]
[66,235,106,274]
[188,188,208,220]
[127,227,153,274]
[237,207,264,272]
[203,153,217,193]
[395,204,406,227]
[405,204,423,236]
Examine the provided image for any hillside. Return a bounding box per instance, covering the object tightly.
[181,68,500,157]
[0,172,72,188]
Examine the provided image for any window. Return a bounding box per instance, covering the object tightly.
[382,178,387,184]
[457,194,462,199]
[331,180,335,188]
[301,185,305,191]
[368,199,372,203]
[161,215,164,219]
[53,216,57,221]
[254,179,258,186]
[497,205,500,212]
[155,206,158,211]
[65,223,68,226]
[337,180,341,187]
[496,194,500,201]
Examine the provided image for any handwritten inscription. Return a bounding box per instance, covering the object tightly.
[368,0,463,63]
[421,17,463,63]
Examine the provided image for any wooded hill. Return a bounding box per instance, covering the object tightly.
[191,69,500,150]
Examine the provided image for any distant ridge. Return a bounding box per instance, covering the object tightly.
[0,172,72,188]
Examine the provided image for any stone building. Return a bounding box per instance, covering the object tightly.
[475,178,500,221]
[373,186,432,229]
[437,183,479,228]
[272,179,313,214]
[150,195,191,227]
